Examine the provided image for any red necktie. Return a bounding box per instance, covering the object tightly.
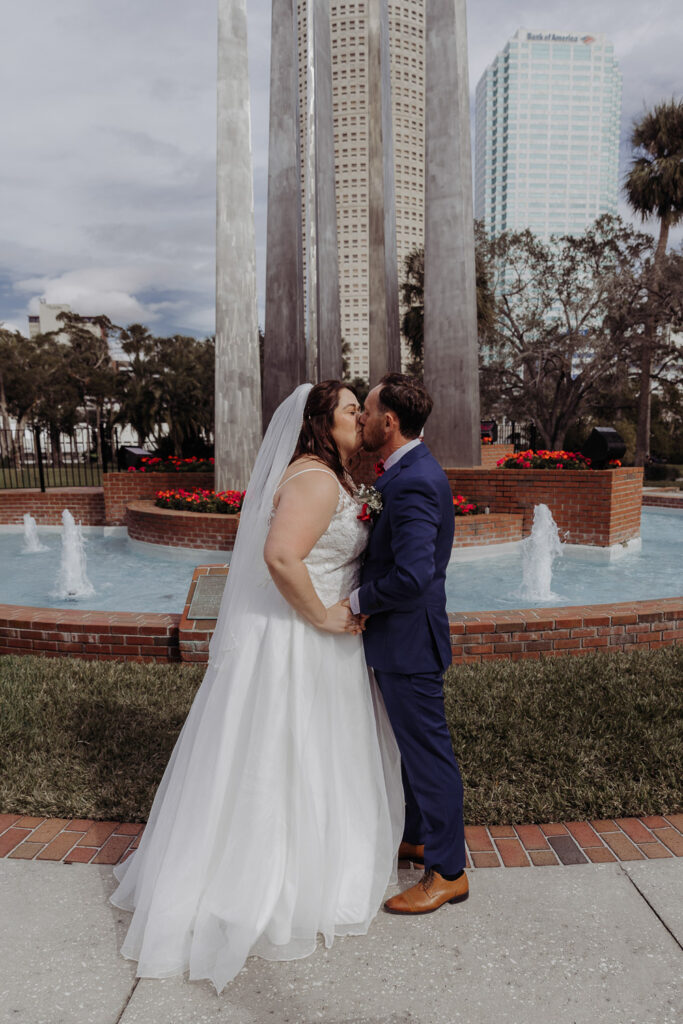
[374,459,385,477]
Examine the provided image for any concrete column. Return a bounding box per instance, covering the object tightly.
[367,0,400,382]
[263,0,306,428]
[215,0,262,490]
[423,0,480,466]
[305,0,342,381]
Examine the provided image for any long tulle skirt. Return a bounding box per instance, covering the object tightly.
[110,584,404,993]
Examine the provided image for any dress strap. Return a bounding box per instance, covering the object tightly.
[273,466,342,495]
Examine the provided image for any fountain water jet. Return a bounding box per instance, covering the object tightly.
[55,509,95,600]
[516,503,563,602]
[21,514,48,553]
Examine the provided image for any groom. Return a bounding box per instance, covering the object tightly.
[348,373,467,914]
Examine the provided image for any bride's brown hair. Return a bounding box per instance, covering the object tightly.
[290,380,357,492]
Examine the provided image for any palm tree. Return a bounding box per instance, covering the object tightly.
[114,325,161,447]
[624,98,683,465]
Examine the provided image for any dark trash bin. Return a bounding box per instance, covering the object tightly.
[480,419,498,442]
[117,446,149,471]
[581,427,626,468]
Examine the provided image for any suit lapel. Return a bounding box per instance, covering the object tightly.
[375,442,430,493]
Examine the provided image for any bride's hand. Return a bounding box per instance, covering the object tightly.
[319,600,361,634]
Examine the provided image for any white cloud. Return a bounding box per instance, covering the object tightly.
[1,0,681,337]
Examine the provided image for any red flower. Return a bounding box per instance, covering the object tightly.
[357,503,372,522]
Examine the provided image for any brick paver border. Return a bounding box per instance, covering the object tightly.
[1,813,681,869]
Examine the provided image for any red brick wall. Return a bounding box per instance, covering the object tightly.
[444,467,643,546]
[642,491,683,509]
[0,605,180,662]
[479,444,513,469]
[127,501,239,550]
[449,598,682,664]
[454,513,523,547]
[1,594,679,667]
[102,472,214,525]
[127,501,523,554]
[0,488,105,526]
[353,444,508,486]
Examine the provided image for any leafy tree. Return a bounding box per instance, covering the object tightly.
[153,335,214,457]
[0,330,71,456]
[341,338,369,403]
[114,324,162,446]
[479,216,662,450]
[624,98,683,464]
[54,311,118,464]
[399,220,495,378]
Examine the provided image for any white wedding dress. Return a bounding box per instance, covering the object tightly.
[110,469,404,993]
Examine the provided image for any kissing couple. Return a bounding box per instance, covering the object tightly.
[111,373,467,993]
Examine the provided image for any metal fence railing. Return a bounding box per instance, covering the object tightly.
[481,420,535,451]
[0,425,112,491]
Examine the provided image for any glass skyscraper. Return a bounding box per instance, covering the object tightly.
[475,29,622,238]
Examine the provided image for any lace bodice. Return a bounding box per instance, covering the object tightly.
[271,468,370,606]
[304,485,370,605]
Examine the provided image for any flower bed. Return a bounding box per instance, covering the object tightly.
[453,494,480,516]
[155,488,245,514]
[127,456,215,473]
[497,449,621,470]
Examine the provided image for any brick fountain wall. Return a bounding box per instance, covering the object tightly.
[444,467,643,546]
[0,488,105,526]
[126,502,240,551]
[102,471,215,525]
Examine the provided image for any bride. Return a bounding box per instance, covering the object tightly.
[110,380,404,993]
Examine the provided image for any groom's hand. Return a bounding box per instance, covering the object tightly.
[342,598,369,632]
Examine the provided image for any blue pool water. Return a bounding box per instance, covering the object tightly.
[0,507,680,614]
[445,507,682,611]
[0,533,215,613]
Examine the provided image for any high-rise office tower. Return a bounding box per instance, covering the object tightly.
[475,29,622,239]
[297,1,425,379]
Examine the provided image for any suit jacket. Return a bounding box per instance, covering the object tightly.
[358,443,454,674]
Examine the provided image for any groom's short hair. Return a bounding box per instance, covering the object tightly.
[377,373,433,439]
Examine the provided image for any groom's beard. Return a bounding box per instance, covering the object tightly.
[360,426,385,453]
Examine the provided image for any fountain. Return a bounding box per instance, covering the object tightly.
[516,504,563,603]
[21,514,48,553]
[54,509,95,600]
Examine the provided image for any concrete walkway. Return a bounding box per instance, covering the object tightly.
[1,858,681,1024]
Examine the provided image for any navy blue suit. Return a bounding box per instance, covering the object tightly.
[357,443,465,875]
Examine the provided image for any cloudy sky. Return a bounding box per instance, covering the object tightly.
[1,0,681,338]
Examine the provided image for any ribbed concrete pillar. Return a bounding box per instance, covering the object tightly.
[423,0,480,466]
[305,0,342,381]
[263,0,306,428]
[215,0,262,490]
[367,0,400,382]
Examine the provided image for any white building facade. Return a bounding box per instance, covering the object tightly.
[297,0,425,379]
[475,29,622,239]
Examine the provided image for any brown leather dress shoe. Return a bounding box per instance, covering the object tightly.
[384,869,469,915]
[398,841,425,864]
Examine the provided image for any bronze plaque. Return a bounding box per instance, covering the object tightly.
[188,574,228,620]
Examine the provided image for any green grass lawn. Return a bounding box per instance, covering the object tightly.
[1,648,681,825]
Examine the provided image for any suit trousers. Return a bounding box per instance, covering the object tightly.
[374,668,466,876]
